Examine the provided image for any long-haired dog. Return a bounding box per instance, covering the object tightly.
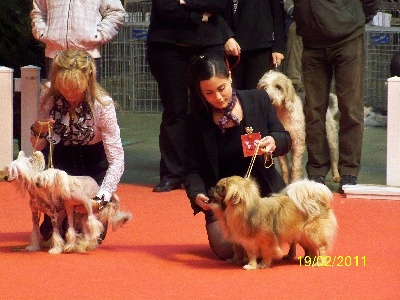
[209,176,338,270]
[3,151,131,254]
[3,151,69,254]
[34,168,132,252]
[257,70,340,183]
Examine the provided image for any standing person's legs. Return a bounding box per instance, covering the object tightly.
[147,44,225,192]
[331,35,364,179]
[302,47,333,181]
[285,21,304,92]
[243,49,273,90]
[147,43,191,191]
[230,48,272,90]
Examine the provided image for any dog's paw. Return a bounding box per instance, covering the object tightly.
[243,264,258,270]
[25,244,41,252]
[63,243,76,253]
[48,247,63,255]
[257,262,267,269]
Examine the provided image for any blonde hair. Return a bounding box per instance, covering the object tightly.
[42,49,112,112]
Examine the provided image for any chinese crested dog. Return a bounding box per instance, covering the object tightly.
[3,151,131,254]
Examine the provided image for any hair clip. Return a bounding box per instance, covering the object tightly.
[86,55,92,61]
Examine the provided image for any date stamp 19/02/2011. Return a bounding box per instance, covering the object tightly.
[299,256,367,267]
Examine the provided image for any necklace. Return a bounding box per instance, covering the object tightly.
[213,90,240,134]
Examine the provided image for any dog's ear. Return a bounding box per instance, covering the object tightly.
[224,177,246,205]
[30,152,45,171]
[284,78,296,113]
[225,188,241,205]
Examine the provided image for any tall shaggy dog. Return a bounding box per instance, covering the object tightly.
[257,70,340,183]
[209,176,338,270]
[3,151,131,254]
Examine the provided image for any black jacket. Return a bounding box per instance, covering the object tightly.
[225,0,286,53]
[293,0,380,48]
[183,89,291,215]
[147,0,234,46]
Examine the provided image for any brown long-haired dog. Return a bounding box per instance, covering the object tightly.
[209,176,338,270]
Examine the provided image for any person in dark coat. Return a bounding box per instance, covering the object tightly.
[183,55,291,259]
[224,0,286,89]
[293,0,380,192]
[147,0,234,192]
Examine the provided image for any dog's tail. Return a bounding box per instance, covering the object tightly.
[96,194,132,231]
[285,179,333,217]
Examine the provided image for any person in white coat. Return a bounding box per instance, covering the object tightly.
[30,0,125,78]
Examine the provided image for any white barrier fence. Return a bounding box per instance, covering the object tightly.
[0,65,41,168]
[0,67,14,169]
[386,76,400,186]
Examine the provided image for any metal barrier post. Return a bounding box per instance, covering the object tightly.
[20,65,41,155]
[0,67,14,168]
[386,76,400,186]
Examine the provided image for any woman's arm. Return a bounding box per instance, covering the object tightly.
[182,114,210,214]
[95,101,125,201]
[98,0,126,44]
[30,0,47,41]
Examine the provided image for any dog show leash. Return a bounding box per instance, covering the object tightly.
[31,122,55,169]
[244,143,274,179]
[32,122,111,211]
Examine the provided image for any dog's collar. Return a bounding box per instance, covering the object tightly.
[93,195,112,210]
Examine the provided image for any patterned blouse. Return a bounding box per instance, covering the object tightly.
[38,94,124,196]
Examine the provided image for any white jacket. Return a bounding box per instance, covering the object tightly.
[31,0,125,58]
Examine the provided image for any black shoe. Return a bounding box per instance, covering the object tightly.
[152,181,182,192]
[339,175,357,194]
[308,175,325,185]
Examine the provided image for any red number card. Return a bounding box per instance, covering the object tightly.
[241,132,263,157]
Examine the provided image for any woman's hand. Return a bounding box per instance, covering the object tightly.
[272,52,285,66]
[224,38,241,56]
[32,119,55,135]
[257,136,276,153]
[195,193,213,211]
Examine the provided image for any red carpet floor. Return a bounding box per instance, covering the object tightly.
[0,182,399,299]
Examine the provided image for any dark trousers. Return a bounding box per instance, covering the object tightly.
[146,43,225,183]
[229,48,273,90]
[302,35,365,177]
